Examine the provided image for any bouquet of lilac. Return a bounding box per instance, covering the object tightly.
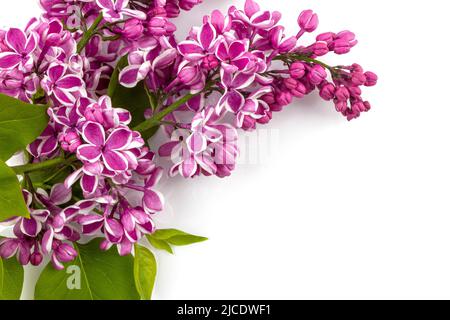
[0,0,377,300]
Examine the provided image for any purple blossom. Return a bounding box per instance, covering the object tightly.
[0,28,37,71]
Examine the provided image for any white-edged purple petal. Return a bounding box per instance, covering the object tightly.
[105,128,132,151]
[102,150,128,172]
[82,121,105,146]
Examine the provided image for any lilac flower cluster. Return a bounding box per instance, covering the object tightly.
[0,0,377,269]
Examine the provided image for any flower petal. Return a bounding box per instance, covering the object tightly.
[103,150,128,171]
[198,22,216,50]
[82,122,105,146]
[105,128,132,151]
[77,145,102,162]
[0,52,21,69]
[6,28,26,53]
[143,189,164,213]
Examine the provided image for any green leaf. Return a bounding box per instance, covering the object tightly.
[35,239,140,300]
[108,56,159,141]
[0,160,30,220]
[151,229,208,246]
[0,257,24,300]
[147,236,173,254]
[0,93,48,161]
[107,55,128,97]
[134,245,157,300]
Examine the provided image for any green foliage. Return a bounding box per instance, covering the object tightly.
[35,239,140,300]
[0,257,24,300]
[0,93,48,161]
[0,160,30,219]
[134,245,157,300]
[147,229,208,253]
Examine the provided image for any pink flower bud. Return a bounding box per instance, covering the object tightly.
[364,71,378,87]
[262,92,276,105]
[351,72,367,86]
[335,87,350,101]
[284,78,306,98]
[178,65,201,85]
[308,65,327,85]
[148,17,176,36]
[335,101,348,112]
[120,19,144,40]
[352,101,366,113]
[276,91,292,106]
[30,252,43,266]
[179,0,202,11]
[316,32,335,44]
[290,62,306,79]
[297,10,319,33]
[165,3,181,18]
[310,41,329,56]
[55,243,77,263]
[319,83,336,101]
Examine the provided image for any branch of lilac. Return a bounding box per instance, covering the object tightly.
[0,0,377,277]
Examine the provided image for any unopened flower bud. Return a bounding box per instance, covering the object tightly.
[364,71,378,87]
[308,65,327,85]
[335,86,350,101]
[290,62,306,79]
[319,82,336,101]
[297,10,319,33]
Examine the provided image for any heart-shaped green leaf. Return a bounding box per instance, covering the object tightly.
[150,229,208,246]
[134,245,157,300]
[0,94,48,161]
[0,160,30,219]
[34,239,140,300]
[0,257,24,300]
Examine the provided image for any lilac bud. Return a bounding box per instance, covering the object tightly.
[335,101,348,113]
[316,32,335,44]
[55,243,77,263]
[276,91,293,106]
[148,17,176,36]
[335,86,350,101]
[165,3,181,18]
[352,101,366,113]
[351,72,367,86]
[284,78,306,98]
[279,36,297,53]
[120,19,144,40]
[364,71,378,87]
[310,41,329,56]
[297,10,319,33]
[179,0,202,11]
[290,62,306,79]
[262,92,276,105]
[348,86,362,97]
[30,252,43,266]
[319,83,336,101]
[178,65,200,85]
[308,65,327,85]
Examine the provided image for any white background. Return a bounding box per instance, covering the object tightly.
[1,0,450,300]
